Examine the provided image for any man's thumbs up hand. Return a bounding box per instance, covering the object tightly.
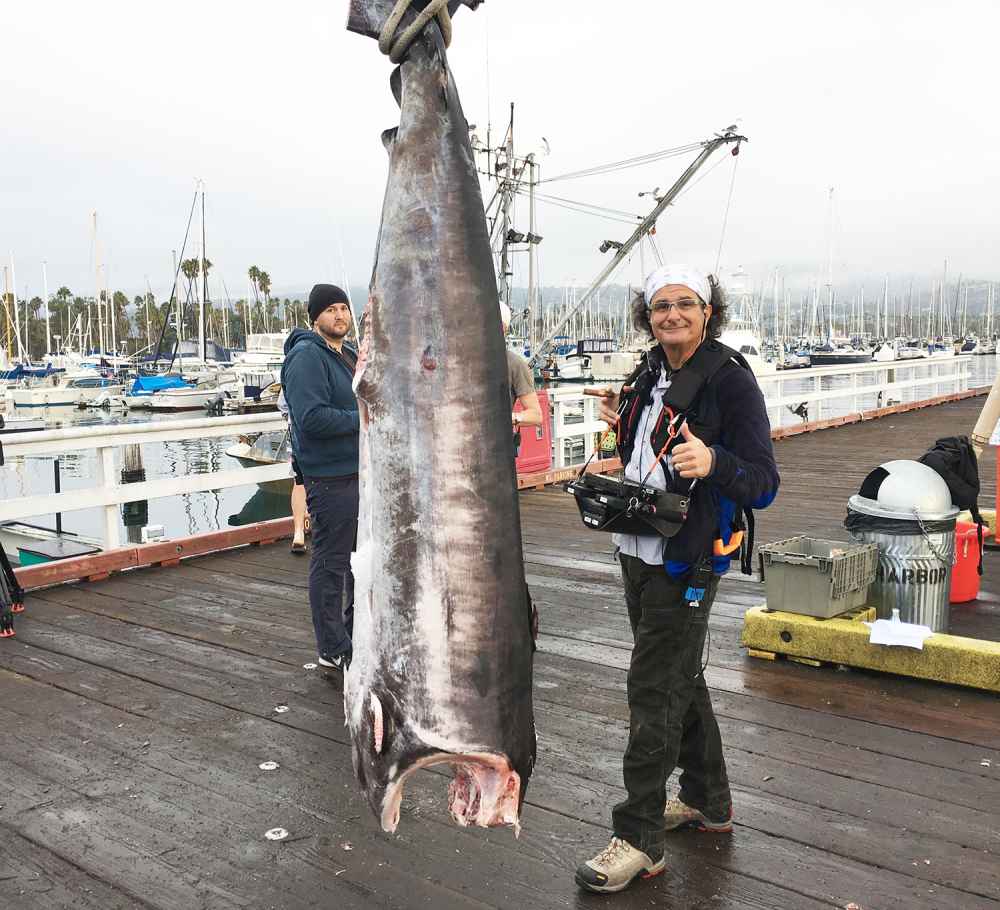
[672,421,715,479]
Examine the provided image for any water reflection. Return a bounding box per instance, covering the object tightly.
[228,489,292,527]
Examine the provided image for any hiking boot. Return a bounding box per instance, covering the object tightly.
[663,797,733,832]
[575,837,665,894]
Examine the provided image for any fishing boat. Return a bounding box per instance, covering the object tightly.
[581,338,642,382]
[720,268,777,376]
[720,325,777,375]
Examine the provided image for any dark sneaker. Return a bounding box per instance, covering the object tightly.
[663,797,733,832]
[290,540,307,555]
[575,837,665,893]
[318,652,351,671]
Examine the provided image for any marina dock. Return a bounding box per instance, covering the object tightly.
[2,398,999,909]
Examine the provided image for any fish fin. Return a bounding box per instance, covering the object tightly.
[345,0,382,38]
[381,127,398,152]
[390,66,402,107]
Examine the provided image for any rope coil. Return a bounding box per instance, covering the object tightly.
[379,0,452,63]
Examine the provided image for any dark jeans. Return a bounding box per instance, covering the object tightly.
[304,474,358,659]
[612,554,731,860]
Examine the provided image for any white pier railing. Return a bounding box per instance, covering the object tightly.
[548,356,975,469]
[755,356,972,429]
[0,413,289,550]
[0,355,978,550]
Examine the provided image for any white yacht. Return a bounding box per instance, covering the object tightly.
[9,371,123,408]
[230,332,288,369]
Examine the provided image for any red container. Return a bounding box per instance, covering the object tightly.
[950,521,985,604]
[515,389,552,475]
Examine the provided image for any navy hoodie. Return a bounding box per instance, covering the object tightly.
[280,327,359,478]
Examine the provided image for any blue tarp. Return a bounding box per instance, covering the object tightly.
[0,364,64,381]
[129,375,192,395]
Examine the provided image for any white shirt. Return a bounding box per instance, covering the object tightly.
[613,370,674,566]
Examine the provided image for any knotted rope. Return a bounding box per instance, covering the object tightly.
[378,0,453,63]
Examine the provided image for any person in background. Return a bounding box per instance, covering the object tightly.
[276,388,308,555]
[280,284,359,671]
[500,301,542,644]
[500,302,542,447]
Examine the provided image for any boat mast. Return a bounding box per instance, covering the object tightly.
[173,248,183,376]
[42,260,51,357]
[497,104,514,316]
[93,211,106,357]
[825,187,834,342]
[109,261,118,358]
[8,254,23,362]
[883,275,889,340]
[199,182,208,364]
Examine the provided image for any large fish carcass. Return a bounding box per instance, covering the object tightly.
[345,0,536,835]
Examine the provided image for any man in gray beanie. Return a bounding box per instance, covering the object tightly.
[281,284,359,669]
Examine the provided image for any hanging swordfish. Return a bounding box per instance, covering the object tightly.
[344,0,536,834]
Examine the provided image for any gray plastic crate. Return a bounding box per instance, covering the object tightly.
[760,536,879,618]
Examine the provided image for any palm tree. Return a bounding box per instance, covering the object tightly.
[181,258,199,301]
[248,265,261,305]
[258,271,272,331]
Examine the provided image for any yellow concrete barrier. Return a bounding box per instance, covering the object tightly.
[741,605,1000,693]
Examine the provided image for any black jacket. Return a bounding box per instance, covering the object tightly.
[618,341,780,569]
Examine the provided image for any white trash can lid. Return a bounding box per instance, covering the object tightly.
[852,459,958,521]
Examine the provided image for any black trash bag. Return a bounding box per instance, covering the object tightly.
[918,435,984,575]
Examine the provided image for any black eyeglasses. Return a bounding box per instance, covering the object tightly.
[647,298,702,315]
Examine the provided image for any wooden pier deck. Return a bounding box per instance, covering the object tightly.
[2,397,999,909]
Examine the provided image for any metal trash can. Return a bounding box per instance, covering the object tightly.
[845,460,958,632]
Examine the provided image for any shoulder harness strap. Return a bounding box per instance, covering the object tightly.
[662,339,749,414]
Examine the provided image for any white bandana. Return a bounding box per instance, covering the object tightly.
[644,265,713,308]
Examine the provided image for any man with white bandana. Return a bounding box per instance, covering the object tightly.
[576,265,779,894]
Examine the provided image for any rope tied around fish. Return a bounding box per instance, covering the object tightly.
[379,0,453,63]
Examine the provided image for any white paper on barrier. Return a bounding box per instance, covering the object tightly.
[865,609,933,650]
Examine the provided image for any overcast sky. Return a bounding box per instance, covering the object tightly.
[3,0,998,303]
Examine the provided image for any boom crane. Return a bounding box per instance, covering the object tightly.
[529,127,747,368]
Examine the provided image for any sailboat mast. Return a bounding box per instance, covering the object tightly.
[109,261,118,358]
[199,184,207,364]
[144,277,154,351]
[42,261,51,357]
[8,254,23,361]
[825,187,835,340]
